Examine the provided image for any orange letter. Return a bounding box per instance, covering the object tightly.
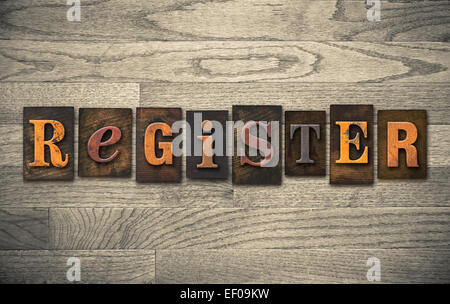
[87,126,121,163]
[28,120,69,168]
[335,121,368,164]
[197,120,218,169]
[144,122,173,165]
[387,122,418,167]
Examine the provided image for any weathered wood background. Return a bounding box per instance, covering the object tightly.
[0,0,449,283]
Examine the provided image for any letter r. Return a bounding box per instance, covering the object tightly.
[387,122,419,167]
[28,120,69,168]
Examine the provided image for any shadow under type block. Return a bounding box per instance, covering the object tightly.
[136,108,182,183]
[186,110,229,180]
[285,111,326,176]
[378,110,427,179]
[232,105,282,185]
[78,108,132,178]
[330,105,374,184]
[23,107,74,181]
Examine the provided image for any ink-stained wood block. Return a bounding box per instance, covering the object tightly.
[285,111,326,176]
[23,107,74,181]
[378,110,427,179]
[187,111,228,179]
[232,105,282,185]
[136,108,182,183]
[330,105,374,184]
[78,108,132,177]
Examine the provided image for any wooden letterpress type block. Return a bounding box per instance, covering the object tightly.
[23,107,74,181]
[136,108,182,183]
[186,111,228,179]
[285,111,326,176]
[330,105,374,184]
[378,110,427,179]
[78,108,132,177]
[232,105,282,185]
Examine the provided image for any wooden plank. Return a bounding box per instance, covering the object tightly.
[234,167,450,207]
[0,124,448,207]
[1,167,447,208]
[141,83,450,124]
[156,249,450,283]
[1,82,446,122]
[78,108,132,177]
[0,250,155,284]
[0,1,448,41]
[0,83,139,124]
[0,41,449,82]
[23,107,74,181]
[0,208,48,249]
[50,207,450,249]
[0,170,232,208]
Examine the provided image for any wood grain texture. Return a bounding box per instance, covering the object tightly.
[0,250,155,283]
[1,167,448,208]
[0,171,232,208]
[0,208,48,249]
[50,207,450,250]
[156,249,450,283]
[0,41,449,82]
[234,167,450,208]
[0,83,139,124]
[4,82,447,122]
[0,1,448,41]
[141,83,450,124]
